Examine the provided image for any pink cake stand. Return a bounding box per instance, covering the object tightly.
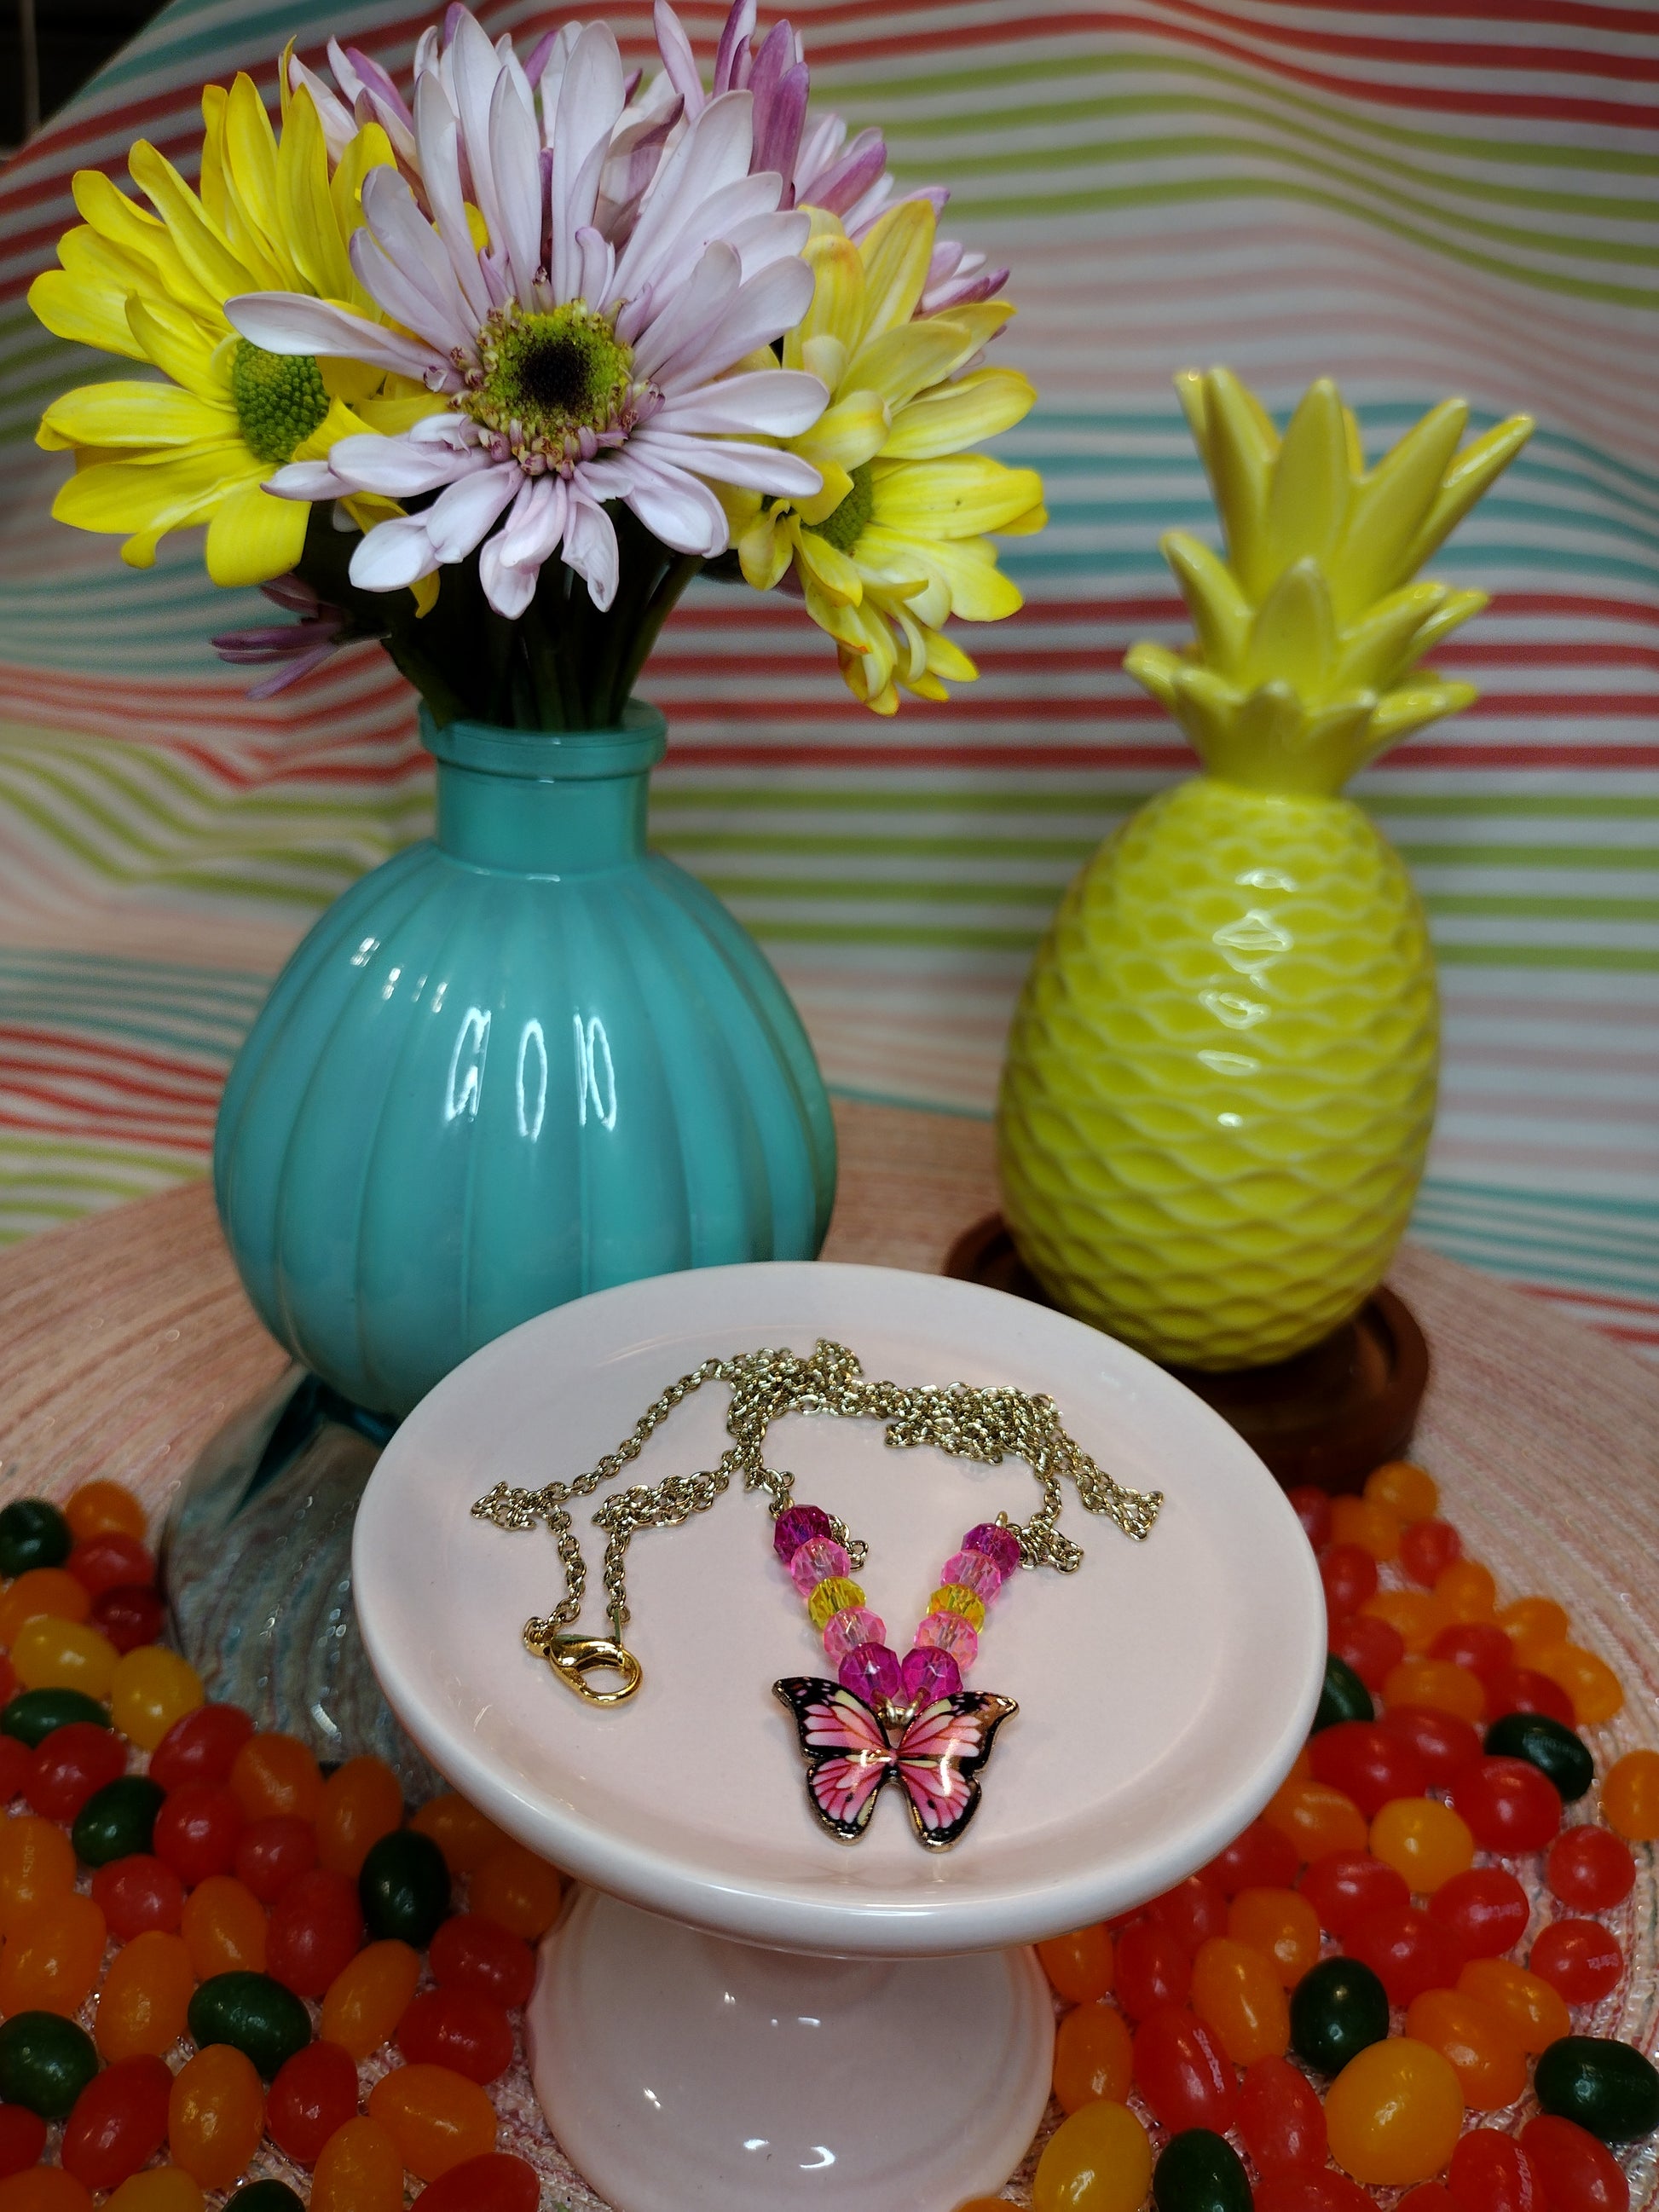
[354,1263,1325,2212]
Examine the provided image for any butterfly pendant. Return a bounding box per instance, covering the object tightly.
[772,1677,1018,1851]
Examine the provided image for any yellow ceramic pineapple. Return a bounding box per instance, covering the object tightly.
[998,369,1532,1369]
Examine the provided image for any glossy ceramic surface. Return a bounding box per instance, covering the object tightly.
[214,704,836,1417]
[352,1261,1326,1957]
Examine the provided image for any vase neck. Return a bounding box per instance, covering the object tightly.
[421,703,667,875]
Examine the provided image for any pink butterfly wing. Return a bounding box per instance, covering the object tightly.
[895,1692,1018,1850]
[774,1678,897,1842]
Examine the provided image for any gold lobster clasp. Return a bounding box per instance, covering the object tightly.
[527,1624,642,1707]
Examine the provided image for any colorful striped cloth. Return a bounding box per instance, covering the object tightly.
[1,1,1655,1354]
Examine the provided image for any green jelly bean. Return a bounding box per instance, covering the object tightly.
[0,2011,100,2118]
[1535,2036,1659,2143]
[188,1971,312,2081]
[1,1689,111,1748]
[1483,1712,1594,1803]
[226,2184,306,2211]
[1312,1653,1373,1732]
[360,1828,451,1947]
[1290,1956,1390,2075]
[1153,2128,1252,2212]
[0,1499,72,1578]
[72,1774,165,1866]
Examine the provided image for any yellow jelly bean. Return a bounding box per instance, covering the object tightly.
[110,1646,204,1750]
[1033,2099,1153,2212]
[105,2174,205,2212]
[1532,1642,1623,1726]
[11,1614,119,1698]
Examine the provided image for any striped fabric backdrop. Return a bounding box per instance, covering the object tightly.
[0,0,1655,1353]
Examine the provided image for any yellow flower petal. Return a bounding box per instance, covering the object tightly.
[205,476,309,586]
[870,455,1046,540]
[801,569,874,653]
[125,295,226,405]
[800,234,864,355]
[796,459,853,528]
[797,392,887,474]
[738,511,794,592]
[356,390,451,435]
[862,523,1023,623]
[27,260,147,361]
[799,333,848,394]
[842,321,972,414]
[294,395,372,461]
[52,439,252,553]
[73,169,221,323]
[925,627,980,684]
[217,77,296,292]
[39,379,234,450]
[855,200,935,348]
[128,139,256,307]
[794,527,864,607]
[883,368,1037,460]
[280,88,354,303]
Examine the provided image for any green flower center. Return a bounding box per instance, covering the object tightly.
[806,463,874,556]
[460,301,643,469]
[231,342,330,468]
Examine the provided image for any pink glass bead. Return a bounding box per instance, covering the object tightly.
[789,1535,851,1594]
[914,1609,978,1665]
[942,1548,1003,1601]
[902,1646,962,1704]
[839,1643,904,1704]
[773,1504,833,1562]
[963,1522,1020,1577]
[823,1606,886,1662]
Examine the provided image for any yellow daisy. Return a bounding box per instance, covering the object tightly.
[28,69,437,588]
[733,201,1045,714]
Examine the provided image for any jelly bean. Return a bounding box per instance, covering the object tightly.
[106,2173,207,2212]
[1348,1902,1466,2007]
[1152,2127,1251,2212]
[1254,2175,1378,2212]
[1286,1487,1332,1550]
[1530,1920,1623,2007]
[411,2152,541,2212]
[0,2106,45,2180]
[0,1815,73,1936]
[91,1853,184,1941]
[1531,1645,1623,1728]
[399,1986,515,2085]
[1131,2007,1240,2132]
[72,1775,165,1866]
[228,1734,323,1824]
[1299,1851,1408,1938]
[367,2061,498,2179]
[359,1826,452,1950]
[1488,1671,1577,1729]
[320,1938,422,2061]
[316,1756,403,1879]
[1311,1723,1425,1816]
[1484,1713,1593,1803]
[409,1793,509,1877]
[0,1737,24,1805]
[149,1706,255,1793]
[1384,1659,1484,1725]
[24,1723,123,1822]
[225,2187,302,2212]
[0,1503,72,1580]
[12,1618,118,1701]
[0,1893,107,2015]
[1360,1590,1442,1657]
[187,1971,311,2079]
[153,1783,243,1885]
[268,1867,364,1997]
[1321,1546,1379,1620]
[1288,1956,1390,2074]
[1458,1958,1572,2053]
[1430,1622,1513,1688]
[1535,2036,1659,2143]
[1039,1925,1115,2003]
[1199,1820,1298,1897]
[1405,1988,1529,2110]
[1240,2053,1327,2173]
[1448,2128,1546,2212]
[90,1588,166,1655]
[233,1815,317,1903]
[1378,1709,1480,1791]
[64,1481,147,1545]
[1033,2100,1153,2212]
[311,2116,406,2212]
[1313,1655,1374,1730]
[1400,1519,1461,1586]
[0,2013,99,2117]
[1263,1778,1368,1863]
[1546,1827,1635,1913]
[0,1574,90,1650]
[1054,1998,1134,2112]
[66,1533,154,1599]
[1370,1796,1476,1894]
[1520,2115,1631,2212]
[180,1874,268,1977]
[1427,1867,1529,1958]
[1451,1757,1562,1853]
[95,1931,195,2061]
[1601,1749,1659,1843]
[1189,1936,1287,2065]
[1146,1877,1228,1955]
[0,2170,93,2212]
[266,2038,360,2164]
[61,2053,172,2191]
[1435,1560,1497,1625]
[1326,2035,1465,2185]
[430,1914,535,2009]
[1402,2187,1460,2212]
[1365,1461,1438,1522]
[1226,1886,1321,1988]
[110,1649,203,1752]
[1329,1614,1406,1693]
[1114,1920,1191,2019]
[1330,1499,1401,1562]
[466,1839,558,1943]
[168,2042,264,2192]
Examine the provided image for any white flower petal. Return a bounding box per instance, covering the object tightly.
[552,22,627,296]
[358,163,477,355]
[266,460,346,501]
[650,251,814,390]
[632,424,824,496]
[611,90,757,303]
[226,292,438,382]
[327,430,483,496]
[415,71,492,326]
[631,240,742,382]
[563,489,620,609]
[350,515,442,592]
[350,229,461,361]
[426,463,521,562]
[479,529,540,618]
[618,457,728,555]
[450,9,512,261]
[652,367,827,437]
[488,66,545,300]
[502,476,570,569]
[575,224,614,305]
[652,2,705,118]
[720,206,812,284]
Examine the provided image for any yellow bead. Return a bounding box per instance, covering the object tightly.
[110,1647,204,1750]
[807,1578,864,1632]
[1033,2099,1152,2212]
[12,1615,118,1698]
[929,1583,987,1632]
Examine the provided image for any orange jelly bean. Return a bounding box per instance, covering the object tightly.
[105,2172,205,2212]
[180,1874,268,1977]
[1531,1643,1623,1726]
[110,1648,203,1751]
[367,2061,498,2179]
[1053,1999,1133,2113]
[1434,1560,1497,1625]
[1038,1925,1114,2005]
[1602,1748,1659,1842]
[0,1814,75,1936]
[0,2170,95,2212]
[96,1930,195,2060]
[1456,1957,1571,2053]
[1326,2036,1464,2186]
[168,2043,264,2192]
[321,1938,423,2060]
[0,1891,106,2015]
[64,1480,147,1544]
[1330,1497,1402,1562]
[229,1732,324,1823]
[311,2116,406,2212]
[1370,1798,1476,1894]
[1360,1590,1443,1656]
[1190,1935,1290,2064]
[410,1793,509,1878]
[1262,1778,1369,1863]
[0,1569,90,1648]
[1496,1596,1569,1661]
[1405,1988,1529,2110]
[1226,1886,1321,1988]
[1363,1462,1438,1522]
[1381,1658,1484,1725]
[471,1841,564,1939]
[316,1755,404,1878]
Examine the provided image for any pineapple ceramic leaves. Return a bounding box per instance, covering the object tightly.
[997,370,1533,1372]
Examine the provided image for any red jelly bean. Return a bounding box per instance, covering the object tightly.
[1429,1623,1515,1691]
[1329,1614,1406,1693]
[1450,1758,1563,1854]
[24,1723,125,1822]
[1402,2192,1460,2212]
[1131,2005,1240,2133]
[149,1704,256,1792]
[1449,2127,1546,2212]
[1520,2115,1629,2212]
[1240,2052,1327,2174]
[268,1867,366,1997]
[1529,1920,1623,2005]
[61,2053,171,2190]
[1400,1519,1461,1585]
[66,1534,155,1599]
[234,1815,320,1905]
[0,1736,26,1808]
[398,1988,515,2085]
[267,2038,361,2166]
[1114,1920,1192,2019]
[1546,1827,1635,1913]
[1377,1707,1483,1788]
[413,2152,541,2212]
[1256,2178,1379,2212]
[1321,1545,1379,1620]
[429,1915,536,2010]
[1200,1821,1298,1898]
[1485,1671,1576,1728]
[0,2106,46,2179]
[1286,1487,1332,1553]
[90,1585,166,1654]
[153,1783,244,1886]
[1143,1875,1228,1955]
[1309,1723,1428,1818]
[1346,1902,1467,2006]
[90,1854,184,1940]
[1427,1867,1530,1958]
[1298,1851,1409,1938]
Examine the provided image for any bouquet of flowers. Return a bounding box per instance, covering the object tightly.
[29,1,1044,729]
